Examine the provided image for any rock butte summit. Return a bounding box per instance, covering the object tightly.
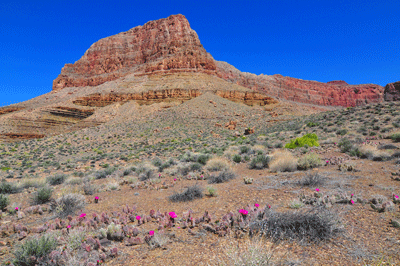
[53,14,388,107]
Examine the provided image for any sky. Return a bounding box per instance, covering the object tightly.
[1,0,399,107]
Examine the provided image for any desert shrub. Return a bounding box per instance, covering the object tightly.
[46,173,67,185]
[190,162,203,172]
[206,186,218,197]
[269,150,297,173]
[391,133,400,142]
[248,155,270,169]
[31,186,53,205]
[251,208,342,243]
[159,158,176,172]
[338,138,360,156]
[220,238,274,266]
[232,154,242,163]
[83,182,97,195]
[94,166,117,179]
[0,180,19,194]
[297,153,322,170]
[336,129,348,136]
[152,157,163,168]
[298,173,325,187]
[240,145,251,154]
[285,133,319,149]
[13,233,58,266]
[0,194,9,211]
[135,163,157,181]
[205,157,231,172]
[67,227,87,250]
[169,184,203,202]
[289,199,305,209]
[378,144,398,150]
[51,193,86,218]
[180,151,200,162]
[197,154,210,165]
[208,170,236,184]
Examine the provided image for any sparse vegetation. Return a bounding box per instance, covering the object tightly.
[208,170,236,184]
[169,184,203,202]
[31,186,53,205]
[285,133,319,149]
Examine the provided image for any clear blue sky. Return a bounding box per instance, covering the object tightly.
[1,0,399,107]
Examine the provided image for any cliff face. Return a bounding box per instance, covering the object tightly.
[384,81,400,101]
[53,14,216,91]
[52,14,387,108]
[215,61,385,107]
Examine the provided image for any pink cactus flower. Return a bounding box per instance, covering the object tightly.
[67,225,71,229]
[136,215,141,221]
[326,160,329,164]
[174,178,177,181]
[159,174,161,177]
[15,207,18,211]
[254,203,260,208]
[334,143,337,145]
[268,205,271,209]
[169,212,177,218]
[315,188,320,192]
[239,209,248,216]
[350,199,355,204]
[394,194,399,199]
[80,213,86,218]
[149,230,155,236]
[351,194,354,197]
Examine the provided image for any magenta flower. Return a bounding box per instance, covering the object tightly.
[15,207,18,211]
[169,212,177,218]
[315,188,320,192]
[351,194,354,197]
[350,199,355,204]
[239,209,248,216]
[174,178,177,181]
[149,230,154,236]
[395,194,399,199]
[334,143,337,145]
[80,213,86,218]
[326,160,329,164]
[159,174,161,177]
[95,196,99,200]
[136,215,141,221]
[268,205,271,209]
[67,225,71,229]
[254,203,260,208]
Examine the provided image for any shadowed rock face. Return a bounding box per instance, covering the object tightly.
[384,81,400,101]
[53,14,216,91]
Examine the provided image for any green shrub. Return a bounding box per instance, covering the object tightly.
[13,233,58,266]
[31,187,53,205]
[297,153,322,170]
[240,145,250,154]
[307,122,319,127]
[197,154,210,165]
[206,186,218,197]
[0,194,9,211]
[391,133,400,142]
[338,138,353,153]
[46,173,67,186]
[285,133,319,149]
[232,154,242,163]
[248,155,270,169]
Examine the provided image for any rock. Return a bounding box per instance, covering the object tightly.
[384,81,400,101]
[53,14,216,91]
[17,211,25,220]
[215,61,384,107]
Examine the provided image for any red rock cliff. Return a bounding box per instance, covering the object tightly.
[53,14,216,91]
[384,81,400,101]
[215,61,384,107]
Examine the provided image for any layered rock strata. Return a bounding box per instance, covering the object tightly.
[53,14,216,91]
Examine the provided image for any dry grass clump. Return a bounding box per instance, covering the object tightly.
[269,150,297,172]
[51,193,86,218]
[219,238,276,265]
[205,157,231,172]
[224,146,239,160]
[358,145,391,161]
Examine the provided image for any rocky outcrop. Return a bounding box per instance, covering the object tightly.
[384,81,400,101]
[72,89,277,107]
[53,14,216,91]
[215,61,384,107]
